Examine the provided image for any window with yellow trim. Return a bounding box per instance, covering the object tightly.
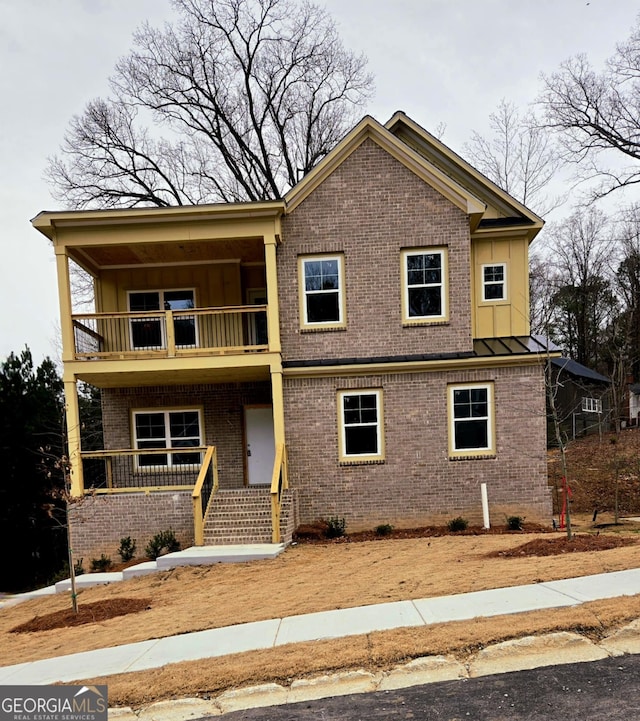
[481,263,507,302]
[338,389,384,462]
[299,254,345,328]
[448,383,495,456]
[402,248,448,323]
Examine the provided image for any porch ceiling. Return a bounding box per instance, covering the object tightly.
[72,363,272,389]
[71,237,265,270]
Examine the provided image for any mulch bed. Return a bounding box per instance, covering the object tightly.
[10,598,152,633]
[489,534,639,558]
[295,523,552,544]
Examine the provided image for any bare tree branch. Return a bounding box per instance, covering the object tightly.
[464,99,565,216]
[539,19,640,201]
[46,0,374,208]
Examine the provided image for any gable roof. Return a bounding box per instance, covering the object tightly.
[385,112,544,241]
[284,115,487,230]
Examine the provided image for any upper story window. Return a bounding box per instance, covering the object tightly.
[128,289,196,350]
[133,408,203,469]
[299,255,345,329]
[448,382,495,457]
[482,263,507,301]
[337,389,384,463]
[402,248,448,324]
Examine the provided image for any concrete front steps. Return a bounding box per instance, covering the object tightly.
[203,487,295,545]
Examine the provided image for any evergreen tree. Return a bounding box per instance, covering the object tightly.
[0,349,67,591]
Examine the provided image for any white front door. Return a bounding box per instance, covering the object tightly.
[245,406,275,485]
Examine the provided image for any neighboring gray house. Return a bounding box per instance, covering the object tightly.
[549,357,611,441]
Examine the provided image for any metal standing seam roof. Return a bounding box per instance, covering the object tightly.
[472,335,559,357]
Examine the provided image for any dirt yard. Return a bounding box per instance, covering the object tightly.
[2,512,640,705]
[2,430,639,706]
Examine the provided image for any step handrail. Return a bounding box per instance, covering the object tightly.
[270,443,288,543]
[192,446,218,546]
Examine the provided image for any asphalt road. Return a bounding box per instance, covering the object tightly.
[217,654,640,720]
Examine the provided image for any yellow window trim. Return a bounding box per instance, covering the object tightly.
[480,262,508,304]
[298,254,347,330]
[337,388,385,464]
[401,247,449,324]
[447,382,495,458]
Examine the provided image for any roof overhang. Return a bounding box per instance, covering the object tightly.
[31,200,285,242]
[385,112,544,243]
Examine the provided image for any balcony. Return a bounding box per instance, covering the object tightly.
[71,305,268,360]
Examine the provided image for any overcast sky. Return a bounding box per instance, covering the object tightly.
[1,0,638,364]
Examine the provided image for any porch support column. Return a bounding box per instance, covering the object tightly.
[271,364,286,448]
[264,234,281,354]
[55,246,75,363]
[63,377,84,497]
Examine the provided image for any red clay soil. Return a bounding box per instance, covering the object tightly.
[10,598,152,633]
[489,534,638,558]
[548,429,640,514]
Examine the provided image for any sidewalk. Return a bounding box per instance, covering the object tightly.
[2,567,640,686]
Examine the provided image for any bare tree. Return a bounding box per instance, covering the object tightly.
[464,99,564,215]
[46,0,374,208]
[544,208,618,370]
[539,17,640,201]
[614,206,640,382]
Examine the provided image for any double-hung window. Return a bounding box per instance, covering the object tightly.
[128,289,197,350]
[449,383,495,457]
[299,255,345,328]
[402,248,447,323]
[133,409,203,469]
[481,264,507,301]
[337,389,384,462]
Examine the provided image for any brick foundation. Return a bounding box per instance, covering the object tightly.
[67,491,193,565]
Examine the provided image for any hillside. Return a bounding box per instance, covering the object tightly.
[548,428,640,516]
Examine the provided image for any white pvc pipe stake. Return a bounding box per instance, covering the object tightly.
[481,482,490,529]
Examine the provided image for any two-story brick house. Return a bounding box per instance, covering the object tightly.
[33,112,554,560]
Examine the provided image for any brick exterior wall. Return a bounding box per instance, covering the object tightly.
[278,138,473,362]
[100,382,271,489]
[283,363,552,530]
[73,132,550,553]
[67,491,193,564]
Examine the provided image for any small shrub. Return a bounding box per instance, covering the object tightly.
[145,529,181,560]
[506,515,525,531]
[325,517,347,538]
[375,523,394,536]
[447,516,468,532]
[118,536,137,562]
[90,554,112,572]
[47,559,84,585]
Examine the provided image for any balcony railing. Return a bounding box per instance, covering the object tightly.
[71,305,268,360]
[81,447,210,493]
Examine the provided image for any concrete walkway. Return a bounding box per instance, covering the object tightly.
[2,567,640,686]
